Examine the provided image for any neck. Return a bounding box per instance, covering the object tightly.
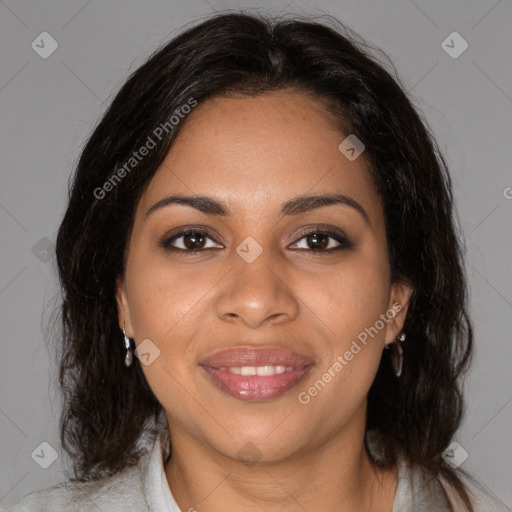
[165,422,397,512]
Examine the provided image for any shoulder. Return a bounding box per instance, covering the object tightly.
[1,425,167,512]
[394,459,510,512]
[365,429,508,512]
[440,472,511,512]
[394,459,454,511]
[0,464,149,512]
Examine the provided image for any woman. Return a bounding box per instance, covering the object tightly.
[3,11,505,512]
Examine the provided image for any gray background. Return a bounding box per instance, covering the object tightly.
[1,0,511,508]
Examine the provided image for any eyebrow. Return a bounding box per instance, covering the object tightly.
[145,193,369,224]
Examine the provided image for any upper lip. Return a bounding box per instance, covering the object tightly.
[199,347,314,369]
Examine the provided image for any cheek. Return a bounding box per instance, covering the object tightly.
[296,254,389,401]
[298,276,387,420]
[125,248,213,341]
[299,256,390,344]
[124,249,228,398]
[124,255,209,417]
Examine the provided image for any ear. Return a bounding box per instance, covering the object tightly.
[384,281,413,346]
[115,275,134,338]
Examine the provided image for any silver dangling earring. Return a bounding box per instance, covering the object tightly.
[387,332,406,377]
[123,328,133,367]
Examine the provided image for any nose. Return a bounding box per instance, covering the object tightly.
[214,248,299,329]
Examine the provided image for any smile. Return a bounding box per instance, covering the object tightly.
[200,347,313,401]
[219,365,295,375]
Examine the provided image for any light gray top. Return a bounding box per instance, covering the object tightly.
[1,428,507,511]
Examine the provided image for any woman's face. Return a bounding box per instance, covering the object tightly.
[116,90,410,463]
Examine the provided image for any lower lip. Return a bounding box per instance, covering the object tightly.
[202,366,312,401]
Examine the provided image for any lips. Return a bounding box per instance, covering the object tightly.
[200,347,313,401]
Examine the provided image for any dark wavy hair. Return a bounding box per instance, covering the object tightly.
[54,10,474,508]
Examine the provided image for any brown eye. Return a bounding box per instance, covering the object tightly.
[182,231,206,250]
[305,232,330,250]
[290,229,354,252]
[161,229,223,252]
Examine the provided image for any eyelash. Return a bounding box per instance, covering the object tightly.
[160,228,354,254]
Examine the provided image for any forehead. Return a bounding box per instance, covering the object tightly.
[136,91,381,222]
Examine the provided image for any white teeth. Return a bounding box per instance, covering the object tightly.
[256,365,276,376]
[225,365,294,376]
